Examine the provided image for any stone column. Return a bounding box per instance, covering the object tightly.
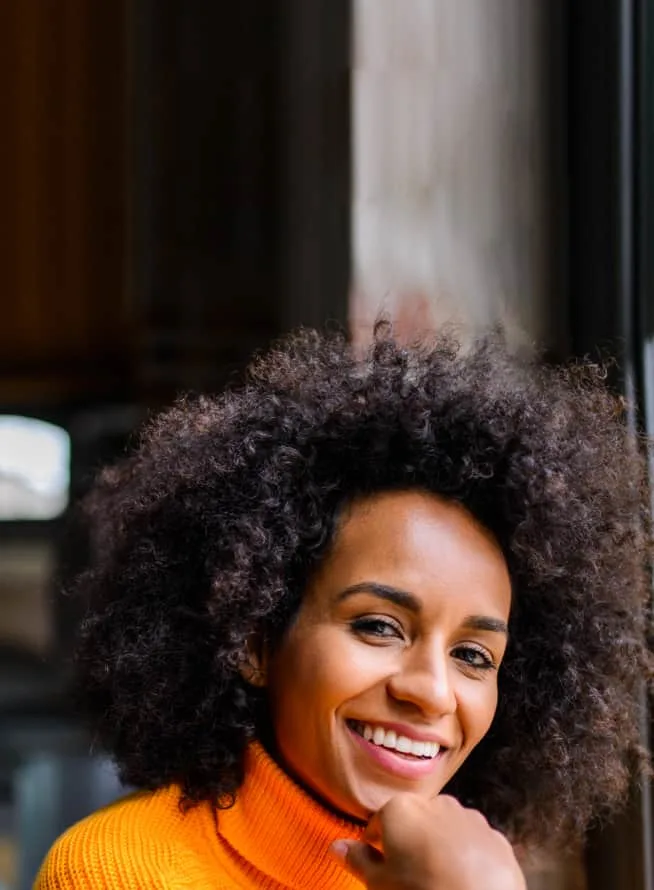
[350,3,577,889]
[350,0,567,352]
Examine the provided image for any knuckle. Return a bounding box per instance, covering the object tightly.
[468,807,490,826]
[379,792,421,820]
[491,828,514,851]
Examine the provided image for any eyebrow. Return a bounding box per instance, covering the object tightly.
[337,582,422,613]
[336,582,509,636]
[461,615,509,636]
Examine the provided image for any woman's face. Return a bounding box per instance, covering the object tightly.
[264,490,512,821]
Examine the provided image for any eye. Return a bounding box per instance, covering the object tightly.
[350,616,404,641]
[451,644,496,671]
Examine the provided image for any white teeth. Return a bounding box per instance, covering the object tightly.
[382,730,397,749]
[354,723,441,758]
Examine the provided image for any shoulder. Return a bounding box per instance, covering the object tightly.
[34,785,216,889]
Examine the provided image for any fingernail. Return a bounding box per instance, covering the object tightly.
[330,840,350,861]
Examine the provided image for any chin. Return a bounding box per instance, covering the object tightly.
[346,774,455,820]
[345,785,401,820]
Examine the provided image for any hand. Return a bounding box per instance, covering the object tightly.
[331,793,526,890]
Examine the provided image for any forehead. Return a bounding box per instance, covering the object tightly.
[309,490,511,616]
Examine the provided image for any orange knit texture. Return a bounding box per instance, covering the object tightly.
[34,744,365,890]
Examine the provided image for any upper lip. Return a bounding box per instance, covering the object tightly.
[348,718,451,748]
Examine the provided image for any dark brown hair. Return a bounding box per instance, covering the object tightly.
[71,323,652,847]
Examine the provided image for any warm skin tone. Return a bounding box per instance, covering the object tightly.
[263,489,512,819]
[251,489,524,889]
[335,793,527,890]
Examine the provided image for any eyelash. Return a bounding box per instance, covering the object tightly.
[350,618,496,670]
[350,617,403,639]
[451,645,496,671]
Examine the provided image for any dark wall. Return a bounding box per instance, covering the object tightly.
[130,1,282,399]
[0,3,128,407]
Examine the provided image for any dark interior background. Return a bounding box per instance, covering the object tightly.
[0,3,652,889]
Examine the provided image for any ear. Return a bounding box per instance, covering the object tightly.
[239,634,269,688]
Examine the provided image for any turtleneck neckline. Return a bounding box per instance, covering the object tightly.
[215,742,365,889]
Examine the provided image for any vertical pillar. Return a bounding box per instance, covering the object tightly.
[567,2,652,888]
[350,0,567,353]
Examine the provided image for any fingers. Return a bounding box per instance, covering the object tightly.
[330,840,384,882]
[371,792,429,854]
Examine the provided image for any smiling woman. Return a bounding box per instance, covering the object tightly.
[261,492,512,821]
[34,323,652,890]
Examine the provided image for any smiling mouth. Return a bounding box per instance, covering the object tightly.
[347,720,442,761]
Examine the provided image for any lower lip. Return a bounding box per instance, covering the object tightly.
[346,724,444,780]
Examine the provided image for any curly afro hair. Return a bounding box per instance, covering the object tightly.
[72,323,652,848]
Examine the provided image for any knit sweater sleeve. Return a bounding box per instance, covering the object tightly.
[32,793,218,890]
[33,827,207,890]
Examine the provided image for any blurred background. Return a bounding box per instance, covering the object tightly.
[0,2,653,888]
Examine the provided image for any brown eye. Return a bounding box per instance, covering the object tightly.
[351,617,403,640]
[452,644,495,670]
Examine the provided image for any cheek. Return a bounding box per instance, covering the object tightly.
[460,680,499,746]
[269,628,387,719]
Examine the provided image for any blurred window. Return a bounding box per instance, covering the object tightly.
[0,417,70,521]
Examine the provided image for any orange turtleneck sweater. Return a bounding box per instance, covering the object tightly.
[34,744,365,890]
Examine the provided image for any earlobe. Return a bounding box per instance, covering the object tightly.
[240,659,268,688]
[239,636,269,688]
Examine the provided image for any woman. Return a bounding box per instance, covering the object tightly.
[36,324,651,889]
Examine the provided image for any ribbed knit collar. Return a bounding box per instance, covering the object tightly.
[215,742,365,889]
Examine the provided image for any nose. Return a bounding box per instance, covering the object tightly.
[386,643,457,717]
